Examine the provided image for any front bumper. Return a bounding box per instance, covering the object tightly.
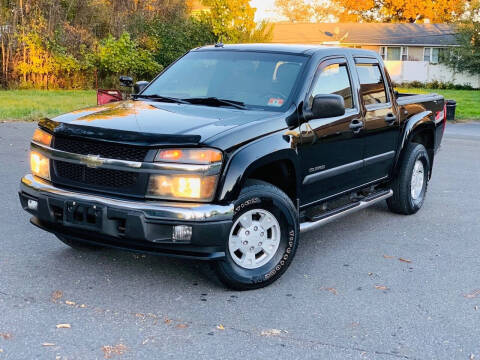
[19,174,234,260]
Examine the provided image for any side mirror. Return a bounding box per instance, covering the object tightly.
[119,76,133,88]
[134,81,149,94]
[306,94,345,120]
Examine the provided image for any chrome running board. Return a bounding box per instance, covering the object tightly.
[299,189,393,233]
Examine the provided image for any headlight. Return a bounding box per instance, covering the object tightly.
[147,174,218,201]
[30,151,50,180]
[148,148,222,201]
[32,128,52,146]
[155,148,222,164]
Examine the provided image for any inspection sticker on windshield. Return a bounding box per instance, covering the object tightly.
[267,98,284,107]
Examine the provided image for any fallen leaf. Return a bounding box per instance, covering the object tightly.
[216,324,225,330]
[375,285,389,291]
[383,255,394,259]
[51,290,63,303]
[0,333,12,340]
[464,289,480,299]
[102,344,128,359]
[65,301,76,306]
[56,324,71,329]
[399,258,412,263]
[164,317,172,325]
[176,324,188,329]
[42,343,55,347]
[320,287,338,295]
[260,329,286,337]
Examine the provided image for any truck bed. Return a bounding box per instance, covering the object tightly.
[396,92,444,107]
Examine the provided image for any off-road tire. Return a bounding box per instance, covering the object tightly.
[213,180,299,290]
[387,143,430,215]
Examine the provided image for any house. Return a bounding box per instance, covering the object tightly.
[271,23,480,88]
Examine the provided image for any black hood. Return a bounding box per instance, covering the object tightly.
[43,100,284,148]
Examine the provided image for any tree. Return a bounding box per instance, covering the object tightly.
[148,17,216,68]
[92,32,162,83]
[446,22,480,76]
[275,0,313,22]
[274,0,471,23]
[200,0,272,43]
[331,0,469,23]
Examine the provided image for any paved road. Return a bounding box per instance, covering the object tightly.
[0,121,479,360]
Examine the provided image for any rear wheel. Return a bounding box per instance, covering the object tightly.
[213,180,299,290]
[56,235,104,251]
[387,143,430,215]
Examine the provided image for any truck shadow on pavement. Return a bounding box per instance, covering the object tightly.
[43,202,393,293]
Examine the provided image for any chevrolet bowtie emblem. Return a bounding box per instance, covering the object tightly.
[81,154,104,168]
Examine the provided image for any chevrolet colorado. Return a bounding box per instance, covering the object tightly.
[19,44,446,290]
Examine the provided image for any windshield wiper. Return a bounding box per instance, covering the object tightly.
[183,97,247,110]
[133,94,189,104]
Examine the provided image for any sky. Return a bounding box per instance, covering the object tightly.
[250,0,284,22]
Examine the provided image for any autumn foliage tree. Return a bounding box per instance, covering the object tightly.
[275,0,472,23]
[0,0,270,89]
[335,0,469,23]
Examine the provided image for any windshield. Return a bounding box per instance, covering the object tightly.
[142,50,308,111]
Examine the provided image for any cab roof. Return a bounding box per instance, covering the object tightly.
[194,43,380,58]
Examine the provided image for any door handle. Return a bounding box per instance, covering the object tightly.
[385,113,397,125]
[349,119,364,133]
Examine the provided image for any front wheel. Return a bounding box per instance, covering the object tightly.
[213,180,299,290]
[387,143,430,215]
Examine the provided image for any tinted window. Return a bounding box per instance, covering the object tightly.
[310,63,353,108]
[355,63,387,105]
[143,51,307,111]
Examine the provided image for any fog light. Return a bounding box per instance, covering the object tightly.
[172,225,192,242]
[27,199,38,211]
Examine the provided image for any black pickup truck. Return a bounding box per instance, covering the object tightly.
[19,44,446,290]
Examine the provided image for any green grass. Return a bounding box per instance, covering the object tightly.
[0,90,96,121]
[396,88,480,121]
[0,88,479,122]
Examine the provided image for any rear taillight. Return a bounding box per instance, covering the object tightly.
[435,105,447,134]
[442,104,447,133]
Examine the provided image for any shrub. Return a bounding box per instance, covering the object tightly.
[395,80,478,90]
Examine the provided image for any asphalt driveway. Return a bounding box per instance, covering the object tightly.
[0,121,479,359]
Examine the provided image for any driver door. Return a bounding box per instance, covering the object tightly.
[298,57,365,207]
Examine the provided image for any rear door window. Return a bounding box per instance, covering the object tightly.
[355,63,388,105]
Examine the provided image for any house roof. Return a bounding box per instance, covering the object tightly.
[271,23,458,46]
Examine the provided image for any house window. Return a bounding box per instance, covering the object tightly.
[380,46,408,61]
[424,48,431,62]
[380,47,386,59]
[424,48,449,63]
